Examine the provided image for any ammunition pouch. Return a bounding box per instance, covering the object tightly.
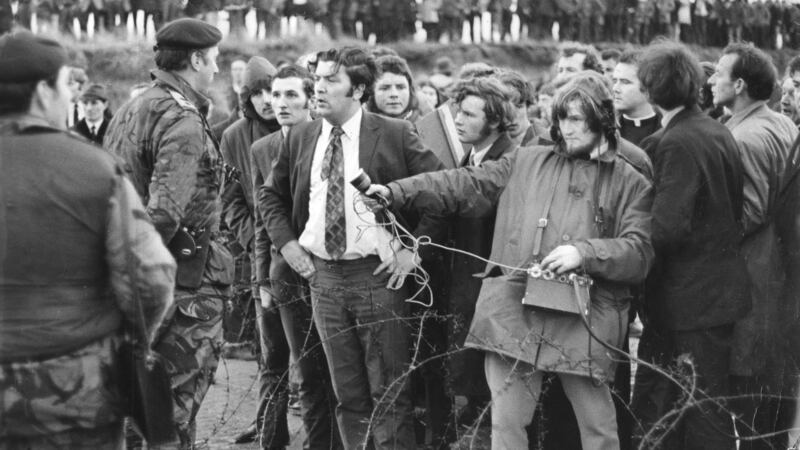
[168,225,212,289]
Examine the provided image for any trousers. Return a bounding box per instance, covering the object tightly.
[484,352,619,450]
[309,256,416,450]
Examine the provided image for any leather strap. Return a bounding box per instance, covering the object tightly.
[532,158,566,259]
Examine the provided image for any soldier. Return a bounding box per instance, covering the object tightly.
[103,18,234,449]
[0,30,175,448]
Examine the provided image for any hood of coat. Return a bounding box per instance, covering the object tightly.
[240,56,277,123]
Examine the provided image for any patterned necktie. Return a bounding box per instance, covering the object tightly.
[321,126,346,259]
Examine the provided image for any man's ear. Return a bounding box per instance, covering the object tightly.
[735,78,746,96]
[190,51,203,72]
[352,83,366,102]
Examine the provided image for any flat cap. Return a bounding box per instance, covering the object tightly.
[0,30,67,83]
[80,84,108,102]
[155,18,222,50]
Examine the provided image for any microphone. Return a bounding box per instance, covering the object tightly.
[350,169,388,207]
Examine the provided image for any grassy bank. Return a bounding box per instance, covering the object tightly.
[62,32,800,115]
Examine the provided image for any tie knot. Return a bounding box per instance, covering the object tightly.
[331,126,344,139]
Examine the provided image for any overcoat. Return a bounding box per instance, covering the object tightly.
[389,144,654,381]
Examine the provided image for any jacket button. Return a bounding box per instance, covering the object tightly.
[562,234,570,241]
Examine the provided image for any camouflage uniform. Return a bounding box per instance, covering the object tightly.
[0,115,175,449]
[104,69,234,449]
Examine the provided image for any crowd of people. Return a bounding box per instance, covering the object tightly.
[4,10,800,450]
[5,0,800,47]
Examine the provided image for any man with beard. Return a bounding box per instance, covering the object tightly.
[368,74,654,450]
[103,18,234,448]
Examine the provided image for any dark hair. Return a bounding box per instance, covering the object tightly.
[368,55,419,116]
[601,48,621,61]
[788,55,800,78]
[273,64,314,100]
[155,47,193,71]
[316,46,377,104]
[721,42,777,101]
[551,71,618,148]
[451,77,515,133]
[560,43,602,74]
[457,62,498,81]
[618,49,643,66]
[0,75,57,114]
[497,69,534,107]
[637,41,702,110]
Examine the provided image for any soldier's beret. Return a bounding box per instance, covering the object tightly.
[0,30,67,83]
[80,84,108,102]
[155,18,222,51]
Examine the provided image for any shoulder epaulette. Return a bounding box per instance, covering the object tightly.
[167,89,199,114]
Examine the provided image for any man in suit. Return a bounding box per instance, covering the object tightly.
[261,46,443,450]
[73,83,109,145]
[631,41,750,450]
[444,76,516,427]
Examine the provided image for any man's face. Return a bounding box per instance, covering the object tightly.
[82,98,107,122]
[271,76,310,127]
[250,88,274,120]
[231,60,246,87]
[559,100,600,156]
[791,71,800,113]
[780,77,796,119]
[374,72,410,117]
[601,58,617,81]
[709,53,738,108]
[555,53,586,82]
[612,63,648,115]
[67,70,85,102]
[195,46,220,91]
[420,85,438,108]
[506,91,529,139]
[314,60,362,125]
[454,95,493,146]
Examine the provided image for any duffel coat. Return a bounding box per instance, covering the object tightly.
[388,143,654,382]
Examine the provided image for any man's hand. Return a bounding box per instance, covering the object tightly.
[281,240,315,279]
[259,286,273,309]
[373,247,420,290]
[540,245,583,274]
[364,184,392,206]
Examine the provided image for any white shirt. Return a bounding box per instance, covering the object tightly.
[85,118,104,135]
[468,141,494,166]
[660,106,686,128]
[298,108,398,261]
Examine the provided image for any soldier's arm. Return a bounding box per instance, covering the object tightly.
[106,174,176,343]
[147,114,208,243]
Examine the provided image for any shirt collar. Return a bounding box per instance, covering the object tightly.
[85,118,104,129]
[622,111,657,127]
[660,106,685,128]
[322,107,362,141]
[726,100,767,129]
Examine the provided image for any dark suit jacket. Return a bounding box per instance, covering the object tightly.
[262,111,445,254]
[252,130,284,284]
[73,118,108,145]
[643,106,750,331]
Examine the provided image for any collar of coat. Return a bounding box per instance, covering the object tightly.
[150,69,210,117]
[0,113,62,135]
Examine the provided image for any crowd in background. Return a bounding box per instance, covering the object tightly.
[4,0,800,47]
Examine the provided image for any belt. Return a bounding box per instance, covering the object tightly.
[311,254,381,268]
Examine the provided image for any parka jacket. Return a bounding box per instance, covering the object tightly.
[388,144,654,381]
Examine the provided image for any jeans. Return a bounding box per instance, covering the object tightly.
[309,256,415,450]
[484,352,619,450]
